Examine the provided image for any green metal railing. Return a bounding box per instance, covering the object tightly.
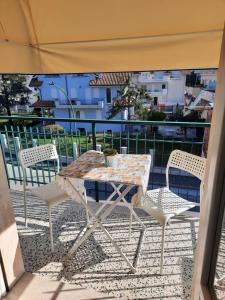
[0,116,210,202]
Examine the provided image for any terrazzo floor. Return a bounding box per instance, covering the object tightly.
[11,190,199,300]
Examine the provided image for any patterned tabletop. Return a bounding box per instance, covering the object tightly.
[58,150,151,206]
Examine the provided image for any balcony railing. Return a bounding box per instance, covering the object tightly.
[147,89,167,95]
[55,99,104,108]
[0,116,210,203]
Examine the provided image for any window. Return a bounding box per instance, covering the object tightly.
[106,88,111,104]
[59,90,65,100]
[85,87,92,104]
[162,84,166,89]
[75,111,80,118]
[78,128,86,134]
[154,97,158,106]
[93,88,100,98]
[70,87,77,99]
[50,87,58,99]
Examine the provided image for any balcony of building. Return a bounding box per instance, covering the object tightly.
[0,116,211,300]
[55,99,105,109]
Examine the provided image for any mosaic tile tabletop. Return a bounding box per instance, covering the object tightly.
[57,150,151,206]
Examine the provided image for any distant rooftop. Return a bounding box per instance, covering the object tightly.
[90,72,131,86]
[29,77,43,88]
[30,100,55,108]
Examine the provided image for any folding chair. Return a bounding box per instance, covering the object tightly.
[142,150,206,274]
[19,144,88,252]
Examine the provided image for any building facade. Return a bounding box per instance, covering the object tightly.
[131,71,186,114]
[30,73,130,132]
[30,71,188,132]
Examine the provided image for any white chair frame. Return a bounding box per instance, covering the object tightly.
[19,144,88,252]
[143,149,206,274]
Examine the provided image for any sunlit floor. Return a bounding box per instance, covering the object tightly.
[11,190,199,300]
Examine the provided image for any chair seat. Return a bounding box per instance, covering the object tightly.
[29,182,69,208]
[142,187,197,225]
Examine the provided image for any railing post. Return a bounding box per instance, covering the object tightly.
[72,142,78,160]
[149,149,155,171]
[32,139,37,147]
[0,134,10,187]
[92,122,99,202]
[92,122,97,150]
[121,146,127,154]
[15,137,20,152]
[96,144,102,152]
[1,134,8,151]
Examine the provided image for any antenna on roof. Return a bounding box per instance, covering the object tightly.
[95,73,103,80]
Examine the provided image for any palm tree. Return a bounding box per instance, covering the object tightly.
[107,79,152,120]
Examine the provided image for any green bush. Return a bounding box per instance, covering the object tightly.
[41,124,64,134]
[103,148,117,156]
[148,111,166,121]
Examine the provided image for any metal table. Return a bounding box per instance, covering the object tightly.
[56,150,151,273]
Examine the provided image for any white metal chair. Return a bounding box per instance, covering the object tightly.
[19,144,88,252]
[142,149,206,274]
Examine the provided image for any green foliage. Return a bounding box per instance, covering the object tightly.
[148,111,166,121]
[42,124,64,134]
[103,147,117,156]
[137,107,166,121]
[136,106,149,120]
[0,118,39,129]
[168,110,203,122]
[0,75,31,116]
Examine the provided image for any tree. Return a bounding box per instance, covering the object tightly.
[107,79,152,120]
[168,110,204,139]
[136,105,166,121]
[0,74,31,116]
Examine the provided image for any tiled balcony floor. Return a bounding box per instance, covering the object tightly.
[11,190,199,300]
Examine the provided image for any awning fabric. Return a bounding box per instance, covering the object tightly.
[0,0,225,74]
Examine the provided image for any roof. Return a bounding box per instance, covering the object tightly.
[89,73,131,86]
[30,100,55,108]
[29,78,43,88]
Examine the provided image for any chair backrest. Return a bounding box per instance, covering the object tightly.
[19,144,59,171]
[166,150,206,193]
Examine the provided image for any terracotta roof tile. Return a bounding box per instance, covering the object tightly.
[29,77,43,87]
[90,72,131,86]
[30,100,55,108]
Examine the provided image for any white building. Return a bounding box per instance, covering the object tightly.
[131,71,186,114]
[183,70,216,118]
[196,69,217,88]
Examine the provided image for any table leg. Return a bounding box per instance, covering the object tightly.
[111,183,146,230]
[67,183,133,255]
[129,201,133,241]
[111,183,146,268]
[66,180,143,273]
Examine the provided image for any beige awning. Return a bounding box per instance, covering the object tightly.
[0,0,225,73]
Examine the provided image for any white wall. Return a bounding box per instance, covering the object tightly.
[131,71,185,106]
[167,76,185,105]
[26,75,39,105]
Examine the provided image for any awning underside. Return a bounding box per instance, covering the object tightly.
[0,0,224,73]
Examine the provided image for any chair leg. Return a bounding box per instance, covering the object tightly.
[24,189,28,228]
[84,190,90,225]
[48,208,54,252]
[160,222,167,275]
[129,202,133,240]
